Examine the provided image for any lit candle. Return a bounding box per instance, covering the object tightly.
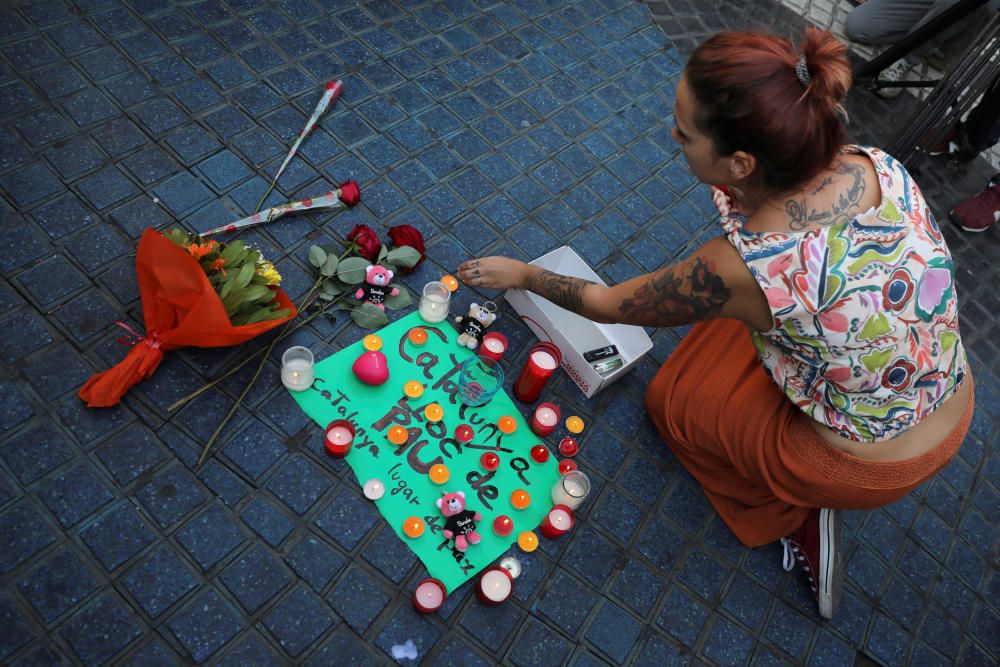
[558,459,577,475]
[480,452,500,471]
[499,556,521,579]
[510,489,531,510]
[559,437,579,458]
[550,470,590,510]
[565,416,585,434]
[363,479,385,500]
[425,403,444,422]
[454,424,474,443]
[480,332,508,362]
[539,505,574,539]
[418,281,450,323]
[403,380,424,398]
[324,420,354,458]
[408,328,428,347]
[280,346,315,391]
[428,464,450,485]
[530,445,549,464]
[492,515,514,537]
[497,415,517,434]
[512,342,561,402]
[387,425,409,445]
[440,274,459,292]
[362,334,382,351]
[530,402,560,437]
[413,578,447,614]
[403,516,425,538]
[517,531,538,552]
[476,566,514,605]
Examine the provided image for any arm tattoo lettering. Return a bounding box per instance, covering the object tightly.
[523,270,594,314]
[786,160,867,231]
[618,255,731,327]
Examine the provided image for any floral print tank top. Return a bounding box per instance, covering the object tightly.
[715,145,967,442]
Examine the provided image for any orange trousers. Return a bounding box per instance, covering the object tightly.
[645,318,974,547]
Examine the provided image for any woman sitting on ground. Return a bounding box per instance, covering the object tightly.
[458,27,972,619]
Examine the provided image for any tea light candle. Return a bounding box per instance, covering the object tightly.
[530,402,560,437]
[387,425,408,445]
[510,489,531,510]
[363,479,385,500]
[550,470,591,510]
[566,416,585,434]
[440,274,459,291]
[559,437,579,458]
[480,452,500,471]
[404,380,424,398]
[493,515,514,537]
[428,464,450,485]
[480,332,508,362]
[413,578,446,614]
[497,415,517,434]
[324,420,355,458]
[530,445,549,463]
[419,281,450,323]
[408,328,428,347]
[499,556,521,579]
[539,505,574,539]
[477,566,514,605]
[425,403,444,422]
[512,342,561,403]
[517,531,538,552]
[558,459,578,475]
[403,516,425,538]
[281,346,315,391]
[362,334,382,351]
[454,424,474,443]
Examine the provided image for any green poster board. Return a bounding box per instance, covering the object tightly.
[291,311,560,592]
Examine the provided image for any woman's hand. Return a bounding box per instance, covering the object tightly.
[457,256,532,290]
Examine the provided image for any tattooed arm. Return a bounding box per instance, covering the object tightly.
[458,237,770,329]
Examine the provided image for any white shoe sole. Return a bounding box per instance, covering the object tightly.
[959,225,990,232]
[817,508,843,619]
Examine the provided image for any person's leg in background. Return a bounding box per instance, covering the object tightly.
[949,71,1000,232]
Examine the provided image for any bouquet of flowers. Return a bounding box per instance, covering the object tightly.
[78,228,297,408]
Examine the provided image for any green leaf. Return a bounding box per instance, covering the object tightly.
[337,256,371,284]
[351,302,389,329]
[244,305,288,325]
[384,284,411,310]
[308,245,327,268]
[318,293,334,301]
[386,245,422,268]
[322,278,346,296]
[378,244,388,263]
[236,263,255,289]
[220,240,246,263]
[320,253,339,277]
[243,284,273,303]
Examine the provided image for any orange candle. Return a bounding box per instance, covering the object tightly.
[363,334,383,351]
[387,425,408,445]
[425,403,444,422]
[566,416,585,433]
[510,489,531,510]
[497,415,517,434]
[429,464,450,485]
[408,328,428,346]
[517,531,538,552]
[404,380,424,398]
[403,516,425,538]
[440,274,459,291]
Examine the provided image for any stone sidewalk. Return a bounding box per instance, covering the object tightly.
[1,1,997,665]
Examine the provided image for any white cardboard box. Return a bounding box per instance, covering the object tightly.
[505,246,653,398]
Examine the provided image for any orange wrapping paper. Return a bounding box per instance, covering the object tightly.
[79,228,296,408]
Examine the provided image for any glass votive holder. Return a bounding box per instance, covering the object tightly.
[418,281,450,323]
[458,355,504,406]
[550,470,590,510]
[281,346,314,391]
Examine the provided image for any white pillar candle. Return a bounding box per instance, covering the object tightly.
[483,337,505,353]
[412,578,446,613]
[326,426,353,446]
[530,350,557,370]
[550,470,591,510]
[477,567,513,605]
[281,346,315,391]
[536,406,558,426]
[418,281,450,323]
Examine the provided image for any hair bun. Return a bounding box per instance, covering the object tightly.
[800,26,851,105]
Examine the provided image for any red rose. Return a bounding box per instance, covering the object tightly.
[339,180,361,207]
[347,224,380,260]
[387,224,426,273]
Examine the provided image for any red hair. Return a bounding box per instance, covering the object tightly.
[685,28,852,192]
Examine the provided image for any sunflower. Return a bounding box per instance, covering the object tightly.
[256,260,282,286]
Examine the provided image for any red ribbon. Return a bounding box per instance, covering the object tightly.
[113,321,161,349]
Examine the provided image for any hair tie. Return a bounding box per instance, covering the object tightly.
[795,55,811,87]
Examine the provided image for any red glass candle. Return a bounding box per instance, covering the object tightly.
[412,578,447,613]
[454,424,474,443]
[480,332,508,362]
[558,459,578,475]
[477,566,514,605]
[324,420,355,458]
[530,402,560,437]
[539,505,574,539]
[559,437,579,458]
[513,342,562,403]
[492,515,514,537]
[530,445,549,463]
[480,452,500,471]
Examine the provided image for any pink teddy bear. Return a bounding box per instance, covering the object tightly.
[437,491,482,552]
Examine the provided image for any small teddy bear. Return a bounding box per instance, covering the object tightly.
[454,302,497,349]
[437,490,482,552]
[355,265,399,311]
